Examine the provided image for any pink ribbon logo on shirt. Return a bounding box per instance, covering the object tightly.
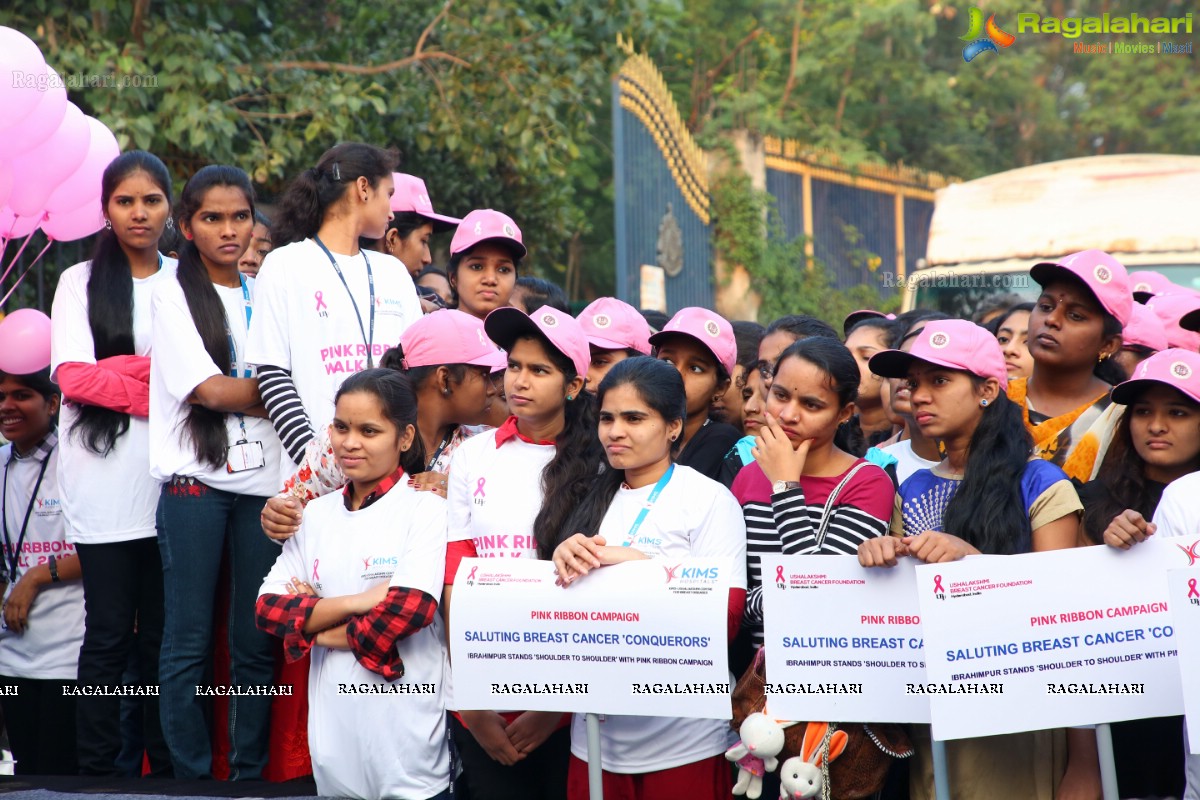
[1189,578,1199,600]
[314,291,328,312]
[467,566,478,585]
[775,565,786,587]
[474,478,487,498]
[933,575,945,595]
[312,559,320,581]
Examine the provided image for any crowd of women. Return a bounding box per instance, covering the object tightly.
[2,139,1199,800]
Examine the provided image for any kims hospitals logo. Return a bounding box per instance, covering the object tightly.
[960,7,1016,62]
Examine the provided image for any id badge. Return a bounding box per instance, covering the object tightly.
[226,440,266,473]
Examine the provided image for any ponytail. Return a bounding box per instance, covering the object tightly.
[272,142,399,247]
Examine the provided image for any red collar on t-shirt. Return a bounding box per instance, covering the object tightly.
[343,467,406,511]
[494,416,556,448]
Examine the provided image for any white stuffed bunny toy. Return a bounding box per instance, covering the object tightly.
[778,722,849,800]
[726,712,786,799]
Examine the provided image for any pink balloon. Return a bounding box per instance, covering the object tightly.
[0,27,48,134]
[0,162,12,209]
[0,206,45,240]
[0,308,53,375]
[0,64,67,159]
[44,116,119,214]
[7,103,90,216]
[41,197,103,242]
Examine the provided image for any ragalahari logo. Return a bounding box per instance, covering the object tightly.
[960,7,1016,62]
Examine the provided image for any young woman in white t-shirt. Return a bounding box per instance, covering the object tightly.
[551,357,747,800]
[0,367,84,774]
[245,143,422,476]
[148,165,283,780]
[445,306,602,800]
[49,150,175,776]
[256,369,449,800]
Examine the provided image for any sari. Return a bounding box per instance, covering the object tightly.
[1007,377,1124,482]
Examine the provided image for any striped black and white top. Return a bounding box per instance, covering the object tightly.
[731,459,895,646]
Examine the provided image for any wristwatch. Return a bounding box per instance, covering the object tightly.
[771,480,801,494]
[48,555,60,583]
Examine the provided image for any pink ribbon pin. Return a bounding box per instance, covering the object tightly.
[315,291,328,311]
[933,575,945,594]
[1189,578,1199,599]
[312,559,320,581]
[474,478,487,498]
[775,565,785,583]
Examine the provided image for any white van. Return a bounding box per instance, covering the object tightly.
[902,154,1200,316]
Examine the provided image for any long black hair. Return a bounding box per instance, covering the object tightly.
[173,165,256,469]
[1082,385,1200,544]
[273,142,399,248]
[74,151,172,456]
[334,369,427,476]
[520,334,603,560]
[940,384,1034,555]
[554,358,686,548]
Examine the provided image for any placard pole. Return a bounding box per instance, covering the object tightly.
[931,738,951,800]
[586,712,604,800]
[1096,723,1119,800]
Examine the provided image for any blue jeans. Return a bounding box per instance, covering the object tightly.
[156,477,278,780]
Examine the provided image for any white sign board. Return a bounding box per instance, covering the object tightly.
[762,555,929,723]
[1167,567,1200,755]
[449,557,731,718]
[916,540,1187,740]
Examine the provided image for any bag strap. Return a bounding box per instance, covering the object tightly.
[814,461,870,550]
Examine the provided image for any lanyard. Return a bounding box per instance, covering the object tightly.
[427,427,457,472]
[1,445,55,582]
[620,464,674,548]
[224,274,253,379]
[313,235,375,369]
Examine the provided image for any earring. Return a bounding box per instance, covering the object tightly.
[566,394,573,401]
[980,399,989,407]
[442,388,451,397]
[166,217,175,230]
[104,219,112,230]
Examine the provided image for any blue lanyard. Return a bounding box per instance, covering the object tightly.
[621,464,675,547]
[313,235,375,369]
[224,274,253,378]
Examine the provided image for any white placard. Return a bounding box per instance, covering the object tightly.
[639,264,667,313]
[449,557,731,718]
[761,555,929,723]
[916,539,1187,740]
[1167,567,1200,755]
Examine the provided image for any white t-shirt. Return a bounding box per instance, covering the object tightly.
[149,277,282,496]
[50,259,178,544]
[881,439,940,484]
[1151,471,1200,539]
[568,464,747,773]
[258,481,448,800]
[446,428,553,558]
[245,240,422,475]
[0,443,85,680]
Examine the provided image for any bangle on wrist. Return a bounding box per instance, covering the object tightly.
[48,555,61,583]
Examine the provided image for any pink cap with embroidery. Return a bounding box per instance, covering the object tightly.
[485,305,590,381]
[1030,249,1132,327]
[1128,270,1173,303]
[648,307,737,375]
[578,297,652,355]
[399,309,507,370]
[1111,348,1200,406]
[1122,302,1169,352]
[1146,293,1200,351]
[450,209,527,259]
[390,173,461,230]
[869,318,1008,390]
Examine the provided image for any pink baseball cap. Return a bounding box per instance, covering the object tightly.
[390,173,461,231]
[1147,293,1200,351]
[1030,249,1132,327]
[484,305,590,381]
[648,307,737,376]
[578,297,652,355]
[1128,270,1173,304]
[1122,302,1169,352]
[399,309,507,371]
[1111,348,1200,406]
[869,318,1009,390]
[842,309,896,339]
[450,209,527,259]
